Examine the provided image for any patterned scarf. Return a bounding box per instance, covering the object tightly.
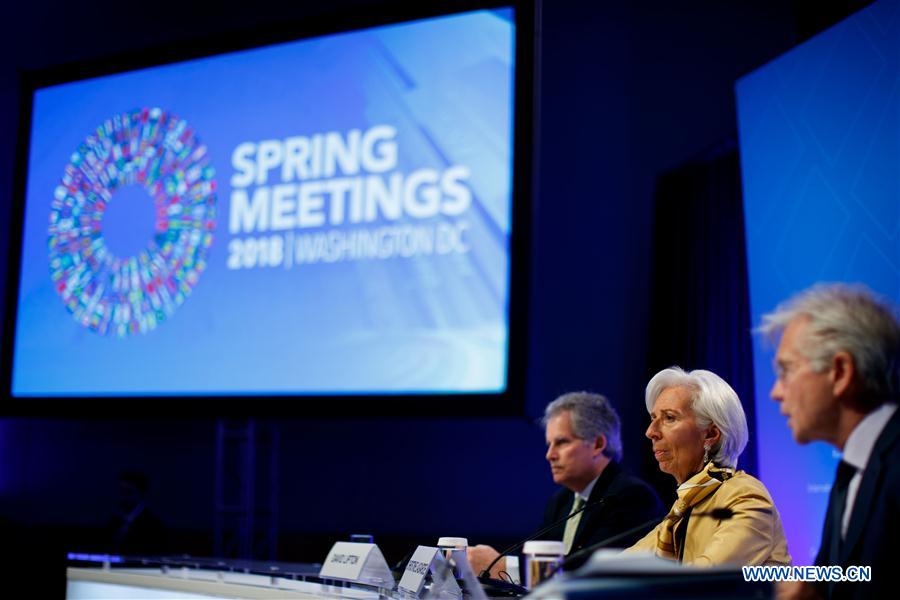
[656,462,734,560]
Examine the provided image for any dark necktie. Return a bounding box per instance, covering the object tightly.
[828,460,856,565]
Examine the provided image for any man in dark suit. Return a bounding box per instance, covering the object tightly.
[761,284,900,600]
[468,392,664,576]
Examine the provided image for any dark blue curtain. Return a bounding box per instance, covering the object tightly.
[642,141,758,499]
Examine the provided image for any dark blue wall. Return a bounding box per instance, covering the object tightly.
[0,0,797,566]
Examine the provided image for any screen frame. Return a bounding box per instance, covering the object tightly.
[1,0,537,417]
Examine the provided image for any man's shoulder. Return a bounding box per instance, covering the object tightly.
[542,486,575,524]
[546,485,574,506]
[596,464,663,508]
[875,405,900,456]
[604,464,657,493]
[873,420,900,491]
[869,407,900,489]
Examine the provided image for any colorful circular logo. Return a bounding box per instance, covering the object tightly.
[48,107,217,337]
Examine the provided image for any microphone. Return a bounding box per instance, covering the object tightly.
[699,508,735,520]
[557,507,735,571]
[478,497,605,580]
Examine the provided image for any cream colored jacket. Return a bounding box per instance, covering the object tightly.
[626,471,791,566]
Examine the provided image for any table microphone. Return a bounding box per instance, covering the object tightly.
[478,497,605,580]
[558,507,735,571]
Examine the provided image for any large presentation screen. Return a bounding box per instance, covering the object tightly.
[737,0,900,562]
[7,7,519,398]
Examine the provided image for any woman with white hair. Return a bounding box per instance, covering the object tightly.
[626,367,791,566]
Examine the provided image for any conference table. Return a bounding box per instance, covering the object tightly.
[65,552,773,599]
[67,555,384,600]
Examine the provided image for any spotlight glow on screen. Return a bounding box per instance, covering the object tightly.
[11,8,517,397]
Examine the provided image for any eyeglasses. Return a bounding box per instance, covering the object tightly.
[772,358,808,383]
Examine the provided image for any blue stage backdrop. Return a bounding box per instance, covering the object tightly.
[11,8,516,397]
[737,0,900,562]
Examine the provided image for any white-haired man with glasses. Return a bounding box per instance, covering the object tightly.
[760,283,900,600]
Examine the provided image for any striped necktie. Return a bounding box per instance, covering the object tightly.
[563,496,586,554]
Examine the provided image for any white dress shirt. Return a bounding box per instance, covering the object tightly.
[840,402,897,538]
[575,474,600,504]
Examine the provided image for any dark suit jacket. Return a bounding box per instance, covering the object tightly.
[540,461,664,567]
[815,405,900,600]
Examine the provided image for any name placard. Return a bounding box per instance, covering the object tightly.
[320,542,373,581]
[398,546,440,596]
[319,541,394,588]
